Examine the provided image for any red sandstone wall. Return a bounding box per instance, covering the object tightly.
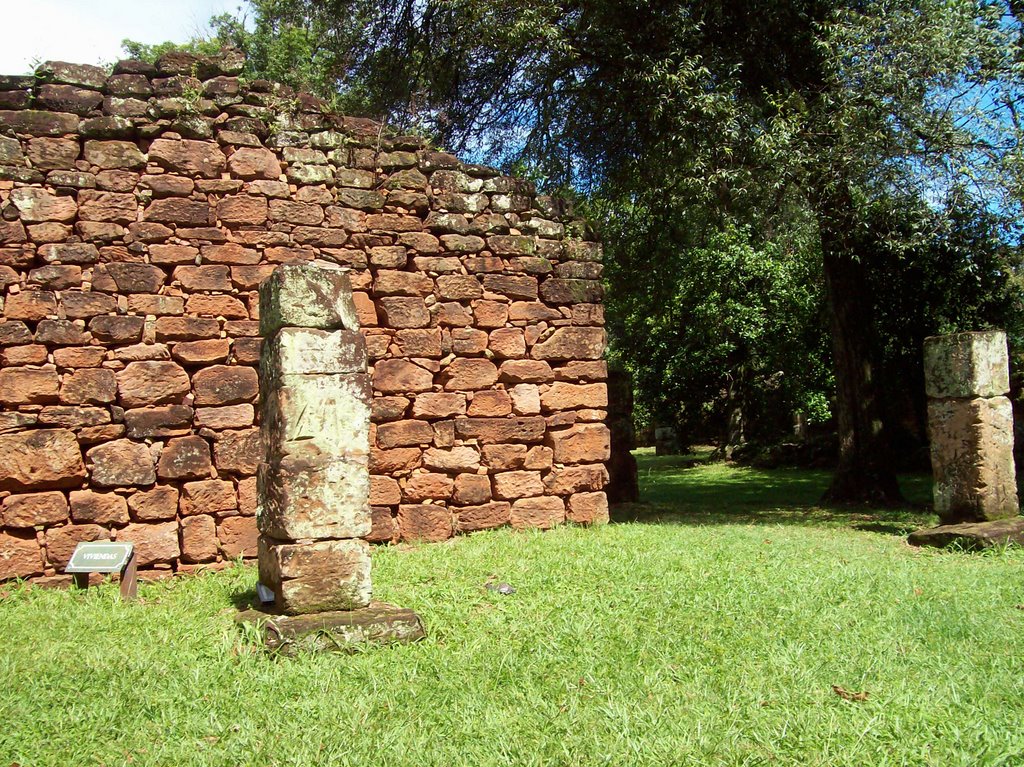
[0,53,609,584]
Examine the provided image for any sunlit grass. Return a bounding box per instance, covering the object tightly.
[2,452,1022,766]
[623,446,936,535]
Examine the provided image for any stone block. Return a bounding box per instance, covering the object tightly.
[181,479,237,516]
[369,476,402,506]
[236,602,424,652]
[368,507,399,542]
[124,406,194,439]
[0,531,43,580]
[468,390,512,417]
[156,436,213,481]
[128,486,179,521]
[2,492,69,528]
[69,490,129,524]
[492,471,544,500]
[499,360,554,384]
[193,365,259,406]
[401,473,454,502]
[148,138,226,178]
[567,491,610,525]
[395,329,442,358]
[214,428,262,476]
[115,361,190,408]
[44,523,110,569]
[442,359,498,391]
[456,502,511,532]
[0,429,86,492]
[259,264,359,334]
[543,464,609,494]
[228,147,280,180]
[257,455,371,540]
[87,439,155,488]
[195,405,254,430]
[546,423,611,464]
[397,504,453,542]
[258,538,371,614]
[378,297,430,328]
[119,521,180,566]
[261,328,367,378]
[510,496,565,529]
[923,331,1010,399]
[908,518,1024,550]
[5,291,58,321]
[60,368,117,405]
[373,359,434,394]
[422,446,480,473]
[376,420,434,449]
[531,327,606,361]
[370,447,423,474]
[454,417,546,444]
[541,383,608,411]
[180,515,218,563]
[9,188,78,223]
[0,368,60,405]
[218,515,259,558]
[928,396,1018,523]
[481,444,527,471]
[262,373,371,460]
[83,140,146,170]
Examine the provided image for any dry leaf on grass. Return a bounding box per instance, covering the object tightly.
[832,685,869,702]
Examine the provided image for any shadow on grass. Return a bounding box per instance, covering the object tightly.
[613,449,937,534]
[230,587,258,611]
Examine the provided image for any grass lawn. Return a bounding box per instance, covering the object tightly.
[3,452,1024,766]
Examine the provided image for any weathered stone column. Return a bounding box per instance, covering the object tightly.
[256,264,372,614]
[240,264,424,650]
[909,331,1023,549]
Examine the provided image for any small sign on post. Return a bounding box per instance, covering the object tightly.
[65,542,138,600]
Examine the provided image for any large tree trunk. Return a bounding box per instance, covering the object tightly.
[816,190,904,505]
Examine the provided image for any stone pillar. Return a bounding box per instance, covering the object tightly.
[240,264,424,650]
[256,264,372,614]
[910,331,1023,549]
[924,331,1017,522]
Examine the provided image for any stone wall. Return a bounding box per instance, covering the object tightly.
[0,53,609,584]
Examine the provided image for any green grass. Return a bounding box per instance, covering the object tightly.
[3,453,1024,766]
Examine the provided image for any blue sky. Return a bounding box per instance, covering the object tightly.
[0,0,246,75]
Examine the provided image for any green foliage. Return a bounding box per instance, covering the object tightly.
[133,1,1024,470]
[121,15,243,63]
[603,211,830,440]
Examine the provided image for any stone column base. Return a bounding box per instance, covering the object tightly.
[907,517,1024,550]
[237,602,425,654]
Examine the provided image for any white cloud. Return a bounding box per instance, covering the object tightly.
[0,0,245,75]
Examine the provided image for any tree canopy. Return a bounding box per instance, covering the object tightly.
[131,0,1024,501]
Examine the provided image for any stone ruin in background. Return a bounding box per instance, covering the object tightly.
[910,330,1024,549]
[0,50,612,585]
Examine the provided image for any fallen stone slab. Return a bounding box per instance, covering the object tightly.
[907,518,1024,550]
[237,601,425,654]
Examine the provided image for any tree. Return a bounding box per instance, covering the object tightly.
[604,217,830,450]
[155,0,1024,503]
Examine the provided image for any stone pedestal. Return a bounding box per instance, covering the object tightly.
[237,603,425,654]
[911,331,1020,549]
[247,264,423,648]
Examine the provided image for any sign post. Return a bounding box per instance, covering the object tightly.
[65,542,138,601]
